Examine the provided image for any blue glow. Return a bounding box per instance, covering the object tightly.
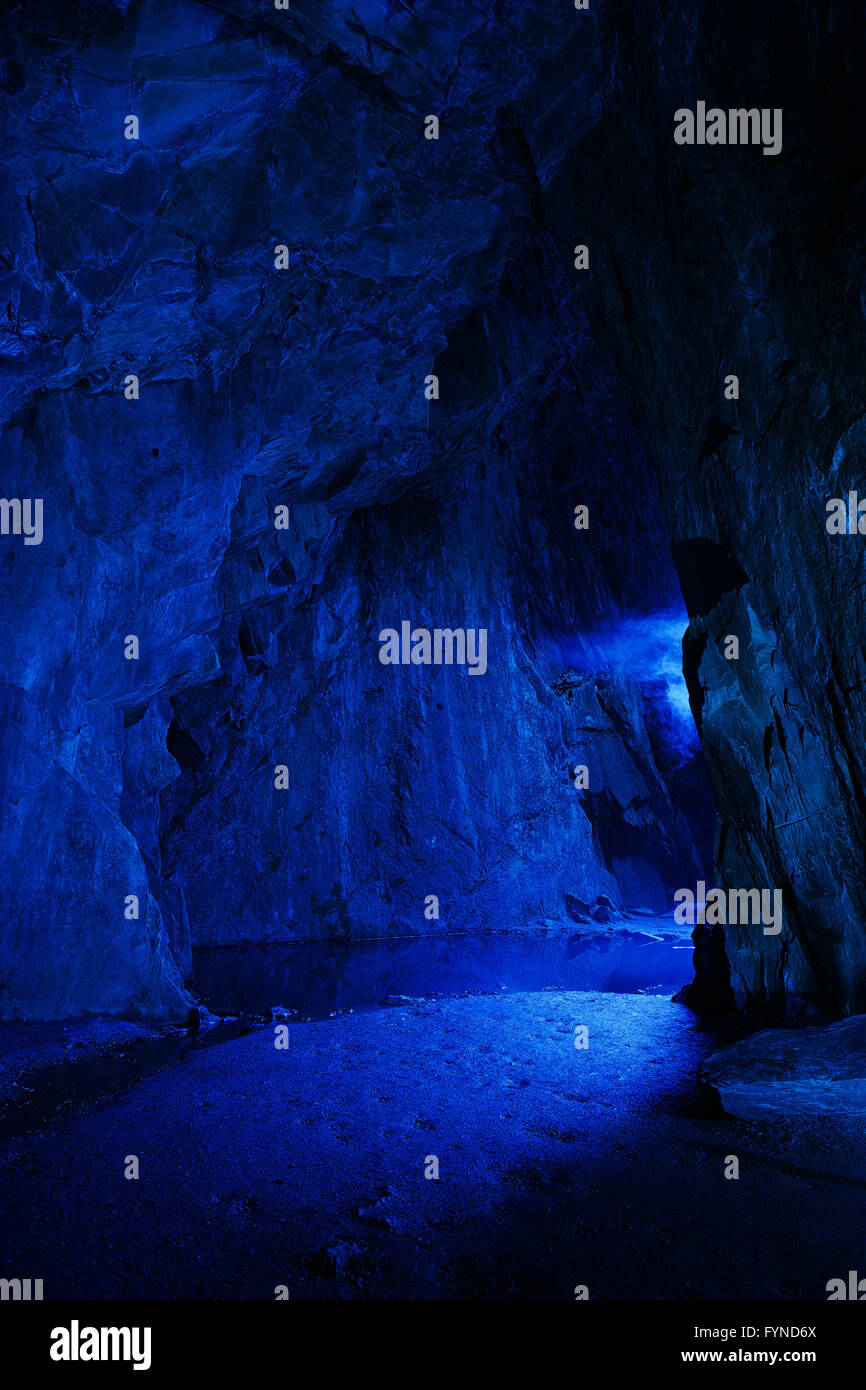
[555,606,699,755]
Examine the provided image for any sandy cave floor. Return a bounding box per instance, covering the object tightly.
[0,990,863,1300]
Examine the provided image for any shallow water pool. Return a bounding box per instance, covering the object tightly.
[193,925,694,1021]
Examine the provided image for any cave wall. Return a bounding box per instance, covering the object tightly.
[534,1,866,1015]
[0,0,712,1019]
[5,0,856,1021]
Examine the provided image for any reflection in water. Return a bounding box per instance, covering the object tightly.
[0,929,693,1142]
[193,927,693,1021]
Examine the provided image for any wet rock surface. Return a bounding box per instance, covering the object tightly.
[701,1015,866,1121]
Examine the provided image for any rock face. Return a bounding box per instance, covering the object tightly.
[0,0,714,1019]
[553,4,866,1018]
[700,1016,866,1121]
[0,1,861,1021]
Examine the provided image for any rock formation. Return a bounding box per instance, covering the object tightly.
[1,1,860,1022]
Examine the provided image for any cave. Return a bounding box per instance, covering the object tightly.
[1,0,865,1323]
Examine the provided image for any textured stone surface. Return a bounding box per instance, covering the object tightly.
[0,1,713,1019]
[700,1016,866,1120]
[2,991,862,1299]
[554,4,866,1016]
[2,1,863,1021]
